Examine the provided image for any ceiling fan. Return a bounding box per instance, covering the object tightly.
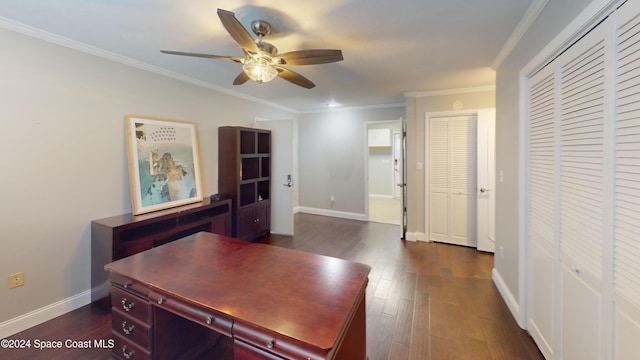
[160,8,344,89]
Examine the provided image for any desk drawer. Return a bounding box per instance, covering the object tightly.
[149,290,233,337]
[232,321,326,360]
[111,286,151,324]
[112,333,151,360]
[110,273,150,299]
[234,339,285,360]
[112,309,151,350]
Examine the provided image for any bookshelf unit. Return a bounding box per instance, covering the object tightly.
[218,126,271,242]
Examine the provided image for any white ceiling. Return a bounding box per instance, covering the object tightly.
[0,0,534,112]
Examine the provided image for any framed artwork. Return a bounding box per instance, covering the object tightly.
[125,115,203,215]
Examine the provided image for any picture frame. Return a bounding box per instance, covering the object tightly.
[125,115,203,215]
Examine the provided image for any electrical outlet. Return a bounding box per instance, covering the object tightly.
[9,272,24,289]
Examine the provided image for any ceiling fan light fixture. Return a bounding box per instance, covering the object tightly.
[162,9,342,89]
[243,52,278,84]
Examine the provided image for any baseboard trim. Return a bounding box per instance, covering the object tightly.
[296,206,368,221]
[405,232,427,242]
[492,268,524,329]
[369,194,395,199]
[0,282,110,339]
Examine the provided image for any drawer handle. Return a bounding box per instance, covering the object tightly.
[206,316,214,325]
[157,298,165,305]
[123,282,131,289]
[122,321,135,335]
[266,340,275,349]
[121,298,135,312]
[122,345,135,359]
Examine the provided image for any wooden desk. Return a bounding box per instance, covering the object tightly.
[104,232,371,360]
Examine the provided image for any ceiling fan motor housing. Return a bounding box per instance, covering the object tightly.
[251,20,272,37]
[257,42,277,56]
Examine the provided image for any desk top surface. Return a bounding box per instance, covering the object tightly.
[104,232,371,352]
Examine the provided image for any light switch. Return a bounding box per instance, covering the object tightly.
[417,162,423,170]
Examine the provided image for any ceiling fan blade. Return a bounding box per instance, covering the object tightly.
[275,67,315,89]
[233,71,250,85]
[276,49,343,65]
[160,50,243,63]
[217,9,259,53]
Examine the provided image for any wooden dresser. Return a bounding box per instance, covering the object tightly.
[91,198,231,289]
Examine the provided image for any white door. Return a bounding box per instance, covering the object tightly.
[526,63,557,360]
[255,119,294,236]
[476,109,496,253]
[428,115,477,247]
[393,131,402,199]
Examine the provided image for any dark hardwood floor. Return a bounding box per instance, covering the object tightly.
[0,213,544,360]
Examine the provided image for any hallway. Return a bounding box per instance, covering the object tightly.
[369,196,402,225]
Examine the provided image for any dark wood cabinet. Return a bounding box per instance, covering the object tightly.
[237,201,270,241]
[91,198,232,289]
[218,126,271,242]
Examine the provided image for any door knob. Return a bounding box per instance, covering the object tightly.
[480,187,492,193]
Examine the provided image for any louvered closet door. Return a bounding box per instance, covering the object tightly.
[428,115,476,246]
[526,63,558,360]
[557,17,610,360]
[525,2,640,359]
[429,118,449,241]
[614,3,640,357]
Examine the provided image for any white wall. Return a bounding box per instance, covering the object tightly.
[297,107,405,218]
[0,27,295,334]
[493,0,592,324]
[405,90,495,240]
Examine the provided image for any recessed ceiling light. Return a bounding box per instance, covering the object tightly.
[326,102,340,108]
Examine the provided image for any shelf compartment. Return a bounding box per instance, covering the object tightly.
[240,131,255,154]
[240,183,256,206]
[257,132,270,154]
[241,158,260,180]
[257,180,270,201]
[120,219,175,242]
[261,157,270,178]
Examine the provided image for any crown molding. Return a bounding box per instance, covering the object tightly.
[491,0,549,70]
[404,85,495,98]
[298,101,406,114]
[0,16,298,114]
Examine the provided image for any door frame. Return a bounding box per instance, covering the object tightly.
[424,109,496,250]
[364,119,403,228]
[393,131,403,199]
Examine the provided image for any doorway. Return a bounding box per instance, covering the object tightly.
[366,120,403,226]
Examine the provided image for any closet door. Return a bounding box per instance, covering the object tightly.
[428,116,477,246]
[526,63,558,360]
[556,16,611,360]
[525,2,640,359]
[614,3,640,358]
